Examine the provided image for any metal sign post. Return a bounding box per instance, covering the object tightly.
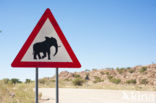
[56,68,59,103]
[35,68,39,103]
[11,8,81,103]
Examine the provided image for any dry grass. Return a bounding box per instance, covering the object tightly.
[38,78,156,91]
[0,77,155,103]
[0,81,35,103]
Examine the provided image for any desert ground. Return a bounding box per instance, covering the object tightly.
[39,88,156,103]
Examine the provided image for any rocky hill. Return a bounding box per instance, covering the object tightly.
[57,64,156,86]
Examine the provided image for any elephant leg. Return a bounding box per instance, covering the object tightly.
[42,52,46,59]
[34,52,37,59]
[37,53,41,59]
[47,50,51,60]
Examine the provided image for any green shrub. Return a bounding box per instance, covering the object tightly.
[140,67,147,73]
[72,78,84,86]
[126,79,136,84]
[107,75,121,84]
[2,78,9,84]
[100,71,105,75]
[73,74,81,78]
[39,79,46,84]
[106,72,109,75]
[2,78,22,85]
[10,78,22,84]
[25,79,32,83]
[51,80,56,82]
[110,78,121,84]
[129,69,135,73]
[107,75,113,80]
[116,68,124,74]
[140,79,148,85]
[93,76,103,83]
[127,67,131,69]
[64,78,70,81]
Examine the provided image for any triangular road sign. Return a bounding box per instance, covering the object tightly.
[11,8,81,68]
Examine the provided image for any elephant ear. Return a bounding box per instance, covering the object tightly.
[45,36,50,40]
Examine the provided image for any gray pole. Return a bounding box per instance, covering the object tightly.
[35,68,39,103]
[56,68,59,103]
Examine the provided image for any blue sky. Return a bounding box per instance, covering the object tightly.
[0,0,156,81]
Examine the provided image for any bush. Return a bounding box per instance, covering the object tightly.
[140,79,148,85]
[100,71,105,75]
[51,80,55,82]
[110,78,121,84]
[25,79,32,84]
[93,76,103,83]
[107,75,113,80]
[106,72,109,75]
[127,67,131,69]
[129,69,135,73]
[73,74,81,78]
[126,79,136,84]
[107,75,121,84]
[3,78,9,84]
[116,68,124,74]
[39,79,46,84]
[72,78,84,86]
[2,78,22,85]
[64,78,70,81]
[10,78,22,84]
[140,67,147,73]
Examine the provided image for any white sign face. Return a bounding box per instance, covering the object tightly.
[12,9,81,68]
[21,19,72,62]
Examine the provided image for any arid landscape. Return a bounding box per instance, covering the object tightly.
[1,1,156,103]
[0,64,156,103]
[58,64,156,88]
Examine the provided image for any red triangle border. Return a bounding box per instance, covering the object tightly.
[11,8,81,68]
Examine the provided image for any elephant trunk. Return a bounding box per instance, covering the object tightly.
[53,43,58,56]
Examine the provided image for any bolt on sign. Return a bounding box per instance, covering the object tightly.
[11,8,81,68]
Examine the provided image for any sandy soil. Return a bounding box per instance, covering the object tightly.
[39,88,156,103]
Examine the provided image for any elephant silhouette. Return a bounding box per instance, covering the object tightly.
[33,37,58,60]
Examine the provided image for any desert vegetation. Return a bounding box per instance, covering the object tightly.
[0,78,35,103]
[73,78,84,86]
[53,64,156,91]
[25,64,156,91]
[0,64,156,102]
[126,79,136,84]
